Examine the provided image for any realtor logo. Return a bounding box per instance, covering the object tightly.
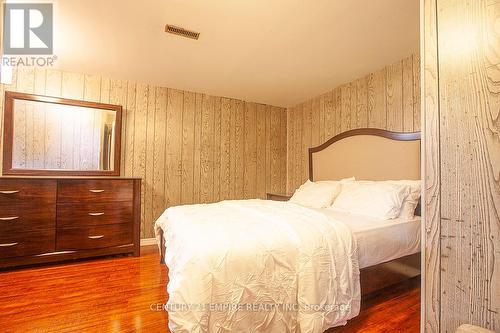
[3,3,53,55]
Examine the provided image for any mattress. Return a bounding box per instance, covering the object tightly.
[317,209,421,269]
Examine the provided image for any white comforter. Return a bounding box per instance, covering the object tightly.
[154,199,360,333]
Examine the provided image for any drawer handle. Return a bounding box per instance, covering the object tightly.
[88,235,104,239]
[0,190,19,195]
[89,189,105,193]
[0,242,18,247]
[0,216,19,221]
[88,212,105,216]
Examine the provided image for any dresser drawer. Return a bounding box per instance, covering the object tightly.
[57,202,133,227]
[56,224,132,251]
[0,203,55,233]
[0,179,56,207]
[0,229,55,259]
[57,179,134,203]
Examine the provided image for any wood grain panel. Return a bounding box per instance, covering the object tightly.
[302,103,311,183]
[349,82,358,131]
[434,0,500,331]
[286,106,295,193]
[200,94,215,203]
[368,68,387,129]
[219,98,232,200]
[144,86,156,232]
[386,61,403,131]
[423,1,441,332]
[152,87,168,219]
[413,53,422,131]
[83,75,101,102]
[311,98,321,146]
[109,79,127,171]
[61,72,84,99]
[286,53,420,194]
[333,88,342,135]
[270,106,281,193]
[233,100,245,199]
[290,105,300,189]
[165,89,183,208]
[341,84,352,132]
[324,92,335,139]
[181,91,195,204]
[318,95,326,143]
[244,102,257,198]
[212,97,222,202]
[99,78,110,103]
[403,56,415,132]
[192,93,203,203]
[124,82,136,177]
[265,105,272,194]
[293,105,304,192]
[256,104,268,198]
[45,70,62,97]
[279,109,287,194]
[133,84,149,236]
[355,77,368,128]
[33,68,46,95]
[16,68,34,93]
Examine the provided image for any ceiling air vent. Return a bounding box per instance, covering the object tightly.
[165,25,200,40]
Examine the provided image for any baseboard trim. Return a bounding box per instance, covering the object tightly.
[140,238,157,246]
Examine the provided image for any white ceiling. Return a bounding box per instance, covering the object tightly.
[51,0,419,107]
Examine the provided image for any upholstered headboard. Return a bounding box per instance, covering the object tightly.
[309,128,421,181]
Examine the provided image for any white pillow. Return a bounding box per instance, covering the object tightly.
[331,181,410,219]
[388,180,421,219]
[290,179,344,208]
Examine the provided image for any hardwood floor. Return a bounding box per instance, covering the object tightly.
[0,246,420,332]
[330,276,421,332]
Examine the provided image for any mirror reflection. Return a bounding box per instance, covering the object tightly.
[11,99,117,171]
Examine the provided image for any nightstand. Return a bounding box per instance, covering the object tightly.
[266,193,291,201]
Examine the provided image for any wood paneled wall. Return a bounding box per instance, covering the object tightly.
[423,0,441,332]
[424,0,500,331]
[286,53,421,193]
[0,68,287,238]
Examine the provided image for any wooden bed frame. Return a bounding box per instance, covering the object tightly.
[159,128,422,296]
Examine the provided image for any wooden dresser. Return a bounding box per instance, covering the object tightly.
[0,177,141,269]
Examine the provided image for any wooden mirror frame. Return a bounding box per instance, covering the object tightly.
[2,91,122,176]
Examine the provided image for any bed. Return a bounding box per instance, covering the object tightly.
[155,128,421,332]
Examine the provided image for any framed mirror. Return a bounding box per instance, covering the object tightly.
[2,91,122,176]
